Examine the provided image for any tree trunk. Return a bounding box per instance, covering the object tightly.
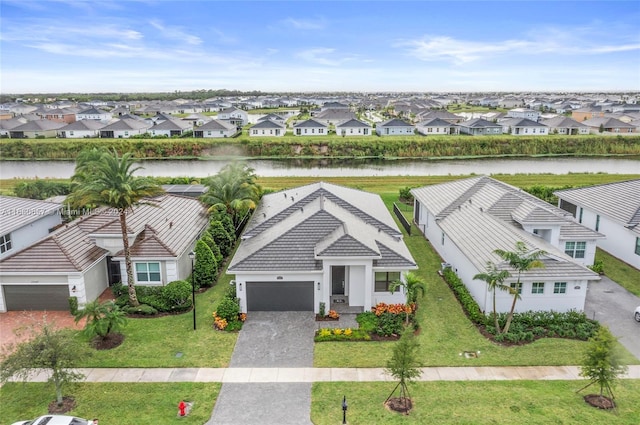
[502,286,519,335]
[54,370,63,406]
[492,289,502,334]
[120,212,139,306]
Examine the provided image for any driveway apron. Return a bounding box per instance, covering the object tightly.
[584,276,640,360]
[207,312,316,425]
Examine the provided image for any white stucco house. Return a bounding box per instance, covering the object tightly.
[99,118,152,138]
[194,119,238,138]
[335,119,372,136]
[0,196,62,261]
[228,182,417,313]
[249,120,286,137]
[411,176,602,314]
[217,107,248,127]
[506,108,540,121]
[500,118,549,135]
[555,179,640,270]
[415,118,459,135]
[76,107,112,122]
[57,119,105,138]
[150,117,193,137]
[293,118,328,136]
[376,118,414,136]
[0,195,209,312]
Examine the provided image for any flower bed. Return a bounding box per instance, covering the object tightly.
[314,327,371,342]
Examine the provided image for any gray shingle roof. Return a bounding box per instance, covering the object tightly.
[417,118,455,127]
[458,118,501,128]
[499,118,547,127]
[336,119,371,128]
[250,120,286,129]
[293,119,328,128]
[379,118,413,127]
[59,120,105,131]
[541,116,587,128]
[198,119,236,131]
[100,118,151,131]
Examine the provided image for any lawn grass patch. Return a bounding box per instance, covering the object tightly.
[75,273,238,368]
[596,248,640,296]
[0,382,219,425]
[311,380,640,425]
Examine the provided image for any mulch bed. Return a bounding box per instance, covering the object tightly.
[384,397,412,415]
[584,394,616,409]
[315,315,339,321]
[92,333,125,350]
[48,396,75,414]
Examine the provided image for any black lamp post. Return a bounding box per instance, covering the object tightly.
[342,395,348,424]
[189,250,196,330]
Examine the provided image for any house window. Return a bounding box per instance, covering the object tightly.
[635,237,640,256]
[135,262,161,283]
[578,208,583,223]
[595,215,600,231]
[554,282,567,294]
[207,131,212,136]
[510,282,523,295]
[0,233,12,254]
[565,241,586,259]
[441,232,445,245]
[375,272,401,292]
[532,282,544,294]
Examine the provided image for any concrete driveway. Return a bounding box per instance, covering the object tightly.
[584,276,640,360]
[207,312,316,425]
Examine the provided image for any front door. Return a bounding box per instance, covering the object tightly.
[331,266,345,295]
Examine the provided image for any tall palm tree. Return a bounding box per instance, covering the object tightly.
[201,162,261,226]
[473,261,511,334]
[68,149,163,306]
[493,241,546,334]
[390,272,426,325]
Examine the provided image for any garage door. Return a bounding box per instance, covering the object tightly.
[4,285,70,311]
[246,281,314,311]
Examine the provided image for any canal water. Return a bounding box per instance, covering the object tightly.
[0,157,638,179]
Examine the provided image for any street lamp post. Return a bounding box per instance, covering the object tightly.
[342,395,348,424]
[189,251,196,330]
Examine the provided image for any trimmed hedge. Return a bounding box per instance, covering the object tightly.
[442,268,486,325]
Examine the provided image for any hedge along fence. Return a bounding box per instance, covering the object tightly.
[2,134,640,160]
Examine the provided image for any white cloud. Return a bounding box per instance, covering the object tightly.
[149,20,202,45]
[281,17,326,30]
[296,47,363,67]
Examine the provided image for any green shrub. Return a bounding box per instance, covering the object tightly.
[225,320,244,332]
[588,259,604,274]
[111,282,126,297]
[319,302,326,317]
[375,312,403,337]
[162,280,192,308]
[355,311,378,333]
[201,230,223,264]
[314,328,371,342]
[194,240,217,288]
[138,295,170,312]
[442,268,486,325]
[68,297,78,315]
[209,221,234,257]
[126,304,158,315]
[216,297,240,322]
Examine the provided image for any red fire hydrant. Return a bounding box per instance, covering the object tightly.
[178,400,187,417]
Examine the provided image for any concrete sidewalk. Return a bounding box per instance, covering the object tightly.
[15,365,640,383]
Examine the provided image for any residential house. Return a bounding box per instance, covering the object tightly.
[415,118,459,135]
[76,107,112,122]
[217,107,248,127]
[415,110,464,124]
[57,119,105,138]
[99,118,152,138]
[182,113,211,127]
[376,118,414,136]
[540,116,589,135]
[411,176,601,313]
[0,196,62,261]
[228,182,417,313]
[0,195,209,312]
[321,102,350,111]
[500,118,549,135]
[258,114,286,124]
[335,119,372,136]
[9,119,65,138]
[571,107,607,122]
[249,119,286,137]
[555,179,640,269]
[40,108,77,124]
[293,119,328,136]
[313,109,357,126]
[456,118,502,135]
[581,117,636,133]
[506,108,540,122]
[194,119,238,138]
[0,117,27,137]
[150,117,193,137]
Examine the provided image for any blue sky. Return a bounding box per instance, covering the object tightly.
[1,0,639,93]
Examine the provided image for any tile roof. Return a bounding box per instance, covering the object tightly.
[0,196,62,234]
[411,176,601,278]
[229,182,415,272]
[555,179,640,235]
[0,195,209,273]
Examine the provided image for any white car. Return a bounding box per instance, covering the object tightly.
[635,306,640,322]
[11,416,89,425]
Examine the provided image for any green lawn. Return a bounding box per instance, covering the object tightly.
[596,248,640,296]
[0,382,219,425]
[75,273,238,368]
[311,380,640,425]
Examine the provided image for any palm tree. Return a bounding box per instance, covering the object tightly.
[68,149,163,306]
[493,241,546,334]
[201,162,261,227]
[390,272,426,325]
[473,262,511,334]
